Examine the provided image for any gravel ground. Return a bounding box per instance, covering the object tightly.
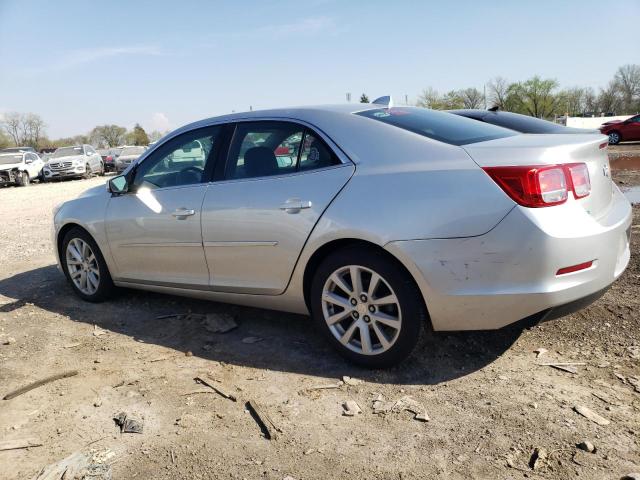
[0,171,638,480]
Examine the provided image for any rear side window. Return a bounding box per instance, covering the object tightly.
[356,108,517,146]
[226,121,341,180]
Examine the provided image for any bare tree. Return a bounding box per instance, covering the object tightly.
[459,88,484,109]
[557,87,586,116]
[416,87,443,109]
[614,64,640,113]
[597,81,622,114]
[23,113,46,148]
[3,112,22,145]
[1,112,46,148]
[487,77,510,109]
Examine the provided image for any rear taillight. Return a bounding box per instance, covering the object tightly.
[483,163,590,208]
[483,165,567,207]
[566,163,591,198]
[106,155,113,161]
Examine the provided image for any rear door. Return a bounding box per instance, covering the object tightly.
[201,121,354,294]
[105,126,223,287]
[620,115,640,141]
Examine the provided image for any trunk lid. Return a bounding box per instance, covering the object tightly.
[462,134,613,220]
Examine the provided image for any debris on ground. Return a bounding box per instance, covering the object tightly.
[2,370,79,401]
[534,348,547,358]
[371,394,429,421]
[573,405,610,426]
[342,376,363,386]
[113,412,144,434]
[548,364,579,374]
[627,376,640,393]
[93,325,108,337]
[242,336,263,344]
[303,381,343,393]
[0,438,42,451]
[203,313,238,333]
[577,440,596,453]
[246,400,281,440]
[592,391,623,406]
[32,448,115,480]
[621,473,640,480]
[529,447,547,470]
[342,400,362,416]
[2,336,16,345]
[194,376,237,401]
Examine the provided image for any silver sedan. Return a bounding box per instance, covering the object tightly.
[53,105,632,367]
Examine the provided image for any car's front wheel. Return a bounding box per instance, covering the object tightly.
[17,171,30,186]
[61,228,116,302]
[608,131,621,145]
[310,246,427,368]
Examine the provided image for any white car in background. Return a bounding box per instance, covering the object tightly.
[0,150,44,186]
[43,145,104,181]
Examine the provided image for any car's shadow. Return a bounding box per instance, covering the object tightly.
[0,265,524,385]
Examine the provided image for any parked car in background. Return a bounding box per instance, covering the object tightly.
[115,146,146,173]
[97,148,120,173]
[0,146,37,154]
[52,105,631,368]
[449,109,600,134]
[43,145,104,181]
[0,151,44,186]
[600,114,640,144]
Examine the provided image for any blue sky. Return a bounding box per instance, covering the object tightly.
[1,0,638,138]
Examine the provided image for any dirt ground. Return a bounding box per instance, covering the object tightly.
[0,155,638,479]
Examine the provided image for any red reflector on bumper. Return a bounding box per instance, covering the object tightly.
[556,261,593,275]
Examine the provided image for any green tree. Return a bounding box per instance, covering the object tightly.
[508,76,559,118]
[128,124,150,146]
[90,124,127,147]
[359,93,370,103]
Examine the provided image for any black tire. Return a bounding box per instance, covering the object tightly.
[98,162,105,176]
[17,171,30,186]
[608,131,621,145]
[60,227,116,302]
[310,246,428,368]
[83,163,92,179]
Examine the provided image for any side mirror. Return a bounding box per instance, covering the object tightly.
[108,175,129,195]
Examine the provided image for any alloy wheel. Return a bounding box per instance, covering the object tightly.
[609,132,620,144]
[66,238,100,295]
[321,265,402,355]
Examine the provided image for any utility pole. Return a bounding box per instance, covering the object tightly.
[483,84,487,109]
[346,93,351,103]
[405,94,409,105]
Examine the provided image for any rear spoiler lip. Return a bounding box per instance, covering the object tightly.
[461,133,610,168]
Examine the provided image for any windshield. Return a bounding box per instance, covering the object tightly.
[355,107,517,146]
[0,154,22,165]
[120,146,145,156]
[53,146,83,158]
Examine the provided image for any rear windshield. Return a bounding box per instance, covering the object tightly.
[355,108,517,146]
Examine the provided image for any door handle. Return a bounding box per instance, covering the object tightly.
[172,208,196,219]
[279,199,312,214]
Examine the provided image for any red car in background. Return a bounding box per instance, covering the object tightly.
[600,114,640,144]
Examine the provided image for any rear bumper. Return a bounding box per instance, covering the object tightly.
[386,185,632,331]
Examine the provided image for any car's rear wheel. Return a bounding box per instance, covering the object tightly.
[83,163,92,179]
[310,246,427,368]
[608,131,621,145]
[17,171,30,186]
[61,228,115,302]
[98,162,105,176]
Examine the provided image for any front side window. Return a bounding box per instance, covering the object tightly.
[356,108,517,146]
[226,121,341,180]
[133,126,221,189]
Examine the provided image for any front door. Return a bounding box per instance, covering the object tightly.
[105,126,223,287]
[201,121,354,294]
